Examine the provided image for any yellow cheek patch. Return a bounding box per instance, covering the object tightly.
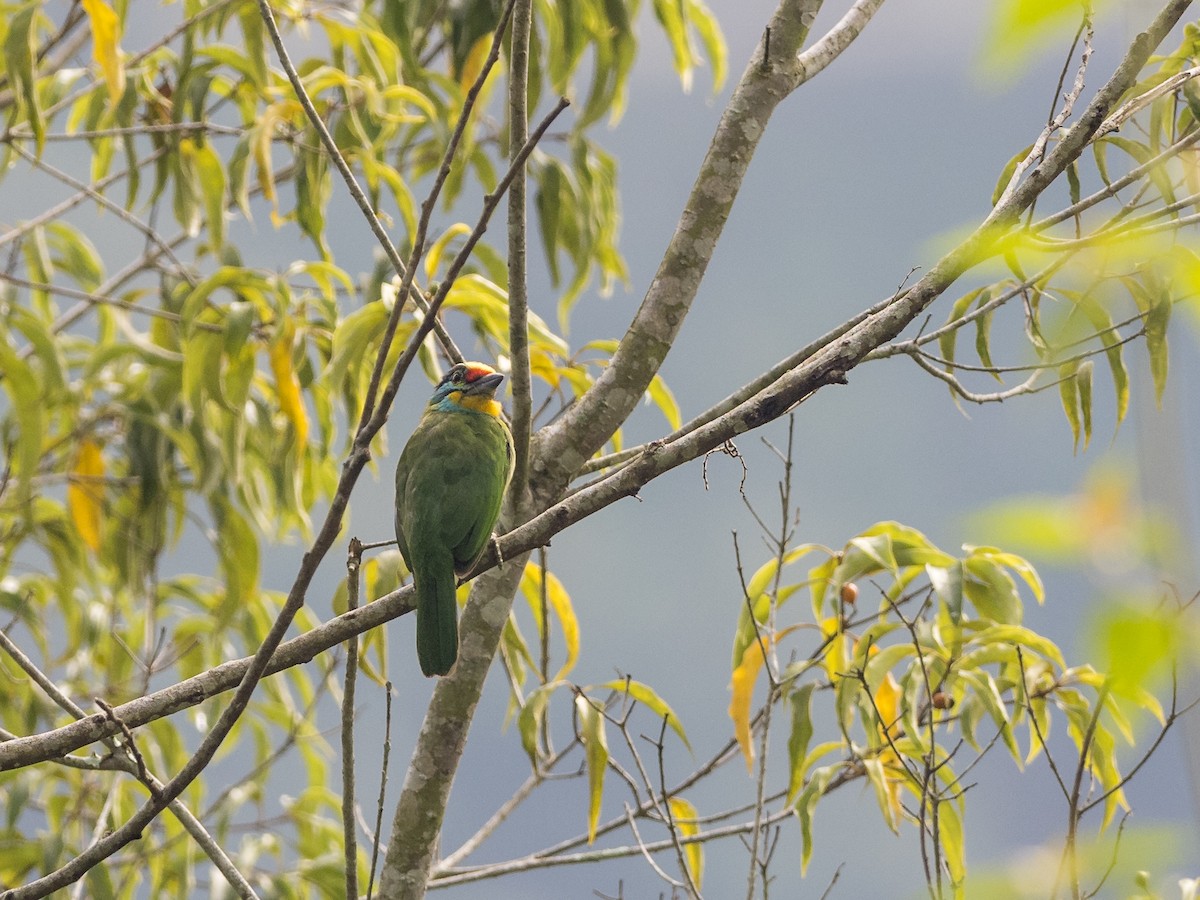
[458,394,503,417]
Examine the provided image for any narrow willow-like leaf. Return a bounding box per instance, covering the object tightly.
[517,681,564,769]
[4,3,44,153]
[269,322,310,449]
[81,0,125,103]
[0,337,43,504]
[938,796,967,891]
[600,679,691,751]
[940,288,984,377]
[667,796,704,888]
[575,694,609,844]
[646,374,682,430]
[862,756,900,833]
[1058,360,1082,451]
[1076,359,1094,451]
[785,682,816,803]
[521,562,581,681]
[795,764,838,874]
[67,440,105,553]
[1145,293,1171,407]
[991,144,1034,205]
[192,140,228,252]
[729,638,765,772]
[1076,293,1130,427]
[973,301,1001,381]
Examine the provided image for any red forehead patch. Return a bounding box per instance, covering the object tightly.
[464,365,493,382]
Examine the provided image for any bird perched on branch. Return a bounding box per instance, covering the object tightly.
[394,361,514,677]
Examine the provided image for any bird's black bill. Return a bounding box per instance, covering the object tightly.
[466,372,504,395]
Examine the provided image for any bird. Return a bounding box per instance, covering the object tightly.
[394,361,514,676]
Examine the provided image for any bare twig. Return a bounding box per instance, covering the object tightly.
[341,538,364,900]
[995,13,1093,210]
[367,680,394,900]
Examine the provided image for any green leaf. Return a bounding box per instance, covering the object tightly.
[46,221,105,291]
[1144,293,1171,407]
[1090,598,1180,697]
[0,335,44,504]
[600,679,690,751]
[991,145,1034,206]
[192,139,228,252]
[969,623,1065,668]
[4,2,45,154]
[785,683,816,803]
[928,560,964,625]
[646,374,681,430]
[963,556,1022,624]
[959,669,1021,764]
[974,300,1000,380]
[794,763,838,874]
[1076,359,1093,451]
[1058,360,1081,451]
[652,0,698,93]
[862,756,899,833]
[210,495,259,613]
[238,3,269,90]
[685,0,727,92]
[517,681,564,768]
[983,0,1114,72]
[575,693,608,844]
[980,548,1045,604]
[939,289,984,377]
[1075,294,1129,429]
[938,797,967,888]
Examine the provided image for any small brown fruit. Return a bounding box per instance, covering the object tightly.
[840,582,858,606]
[931,691,954,710]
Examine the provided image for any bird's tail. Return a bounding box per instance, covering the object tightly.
[415,553,459,677]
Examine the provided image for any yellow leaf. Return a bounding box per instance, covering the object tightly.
[820,616,847,684]
[863,756,901,833]
[268,323,309,449]
[458,35,491,90]
[256,101,301,214]
[600,678,691,751]
[425,223,472,281]
[873,671,902,740]
[667,796,703,889]
[80,0,125,104]
[520,561,580,680]
[729,638,766,773]
[67,439,105,552]
[729,625,803,772]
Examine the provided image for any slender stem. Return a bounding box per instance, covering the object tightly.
[341,539,363,900]
[366,681,394,900]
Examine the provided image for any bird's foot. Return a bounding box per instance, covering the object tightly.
[491,535,504,567]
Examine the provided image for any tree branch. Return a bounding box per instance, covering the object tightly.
[507,0,534,496]
[535,0,826,488]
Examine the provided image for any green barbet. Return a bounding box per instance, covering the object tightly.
[394,361,514,676]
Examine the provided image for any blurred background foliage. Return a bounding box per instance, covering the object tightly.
[0,0,1197,896]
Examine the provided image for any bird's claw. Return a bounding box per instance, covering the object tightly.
[491,535,504,567]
